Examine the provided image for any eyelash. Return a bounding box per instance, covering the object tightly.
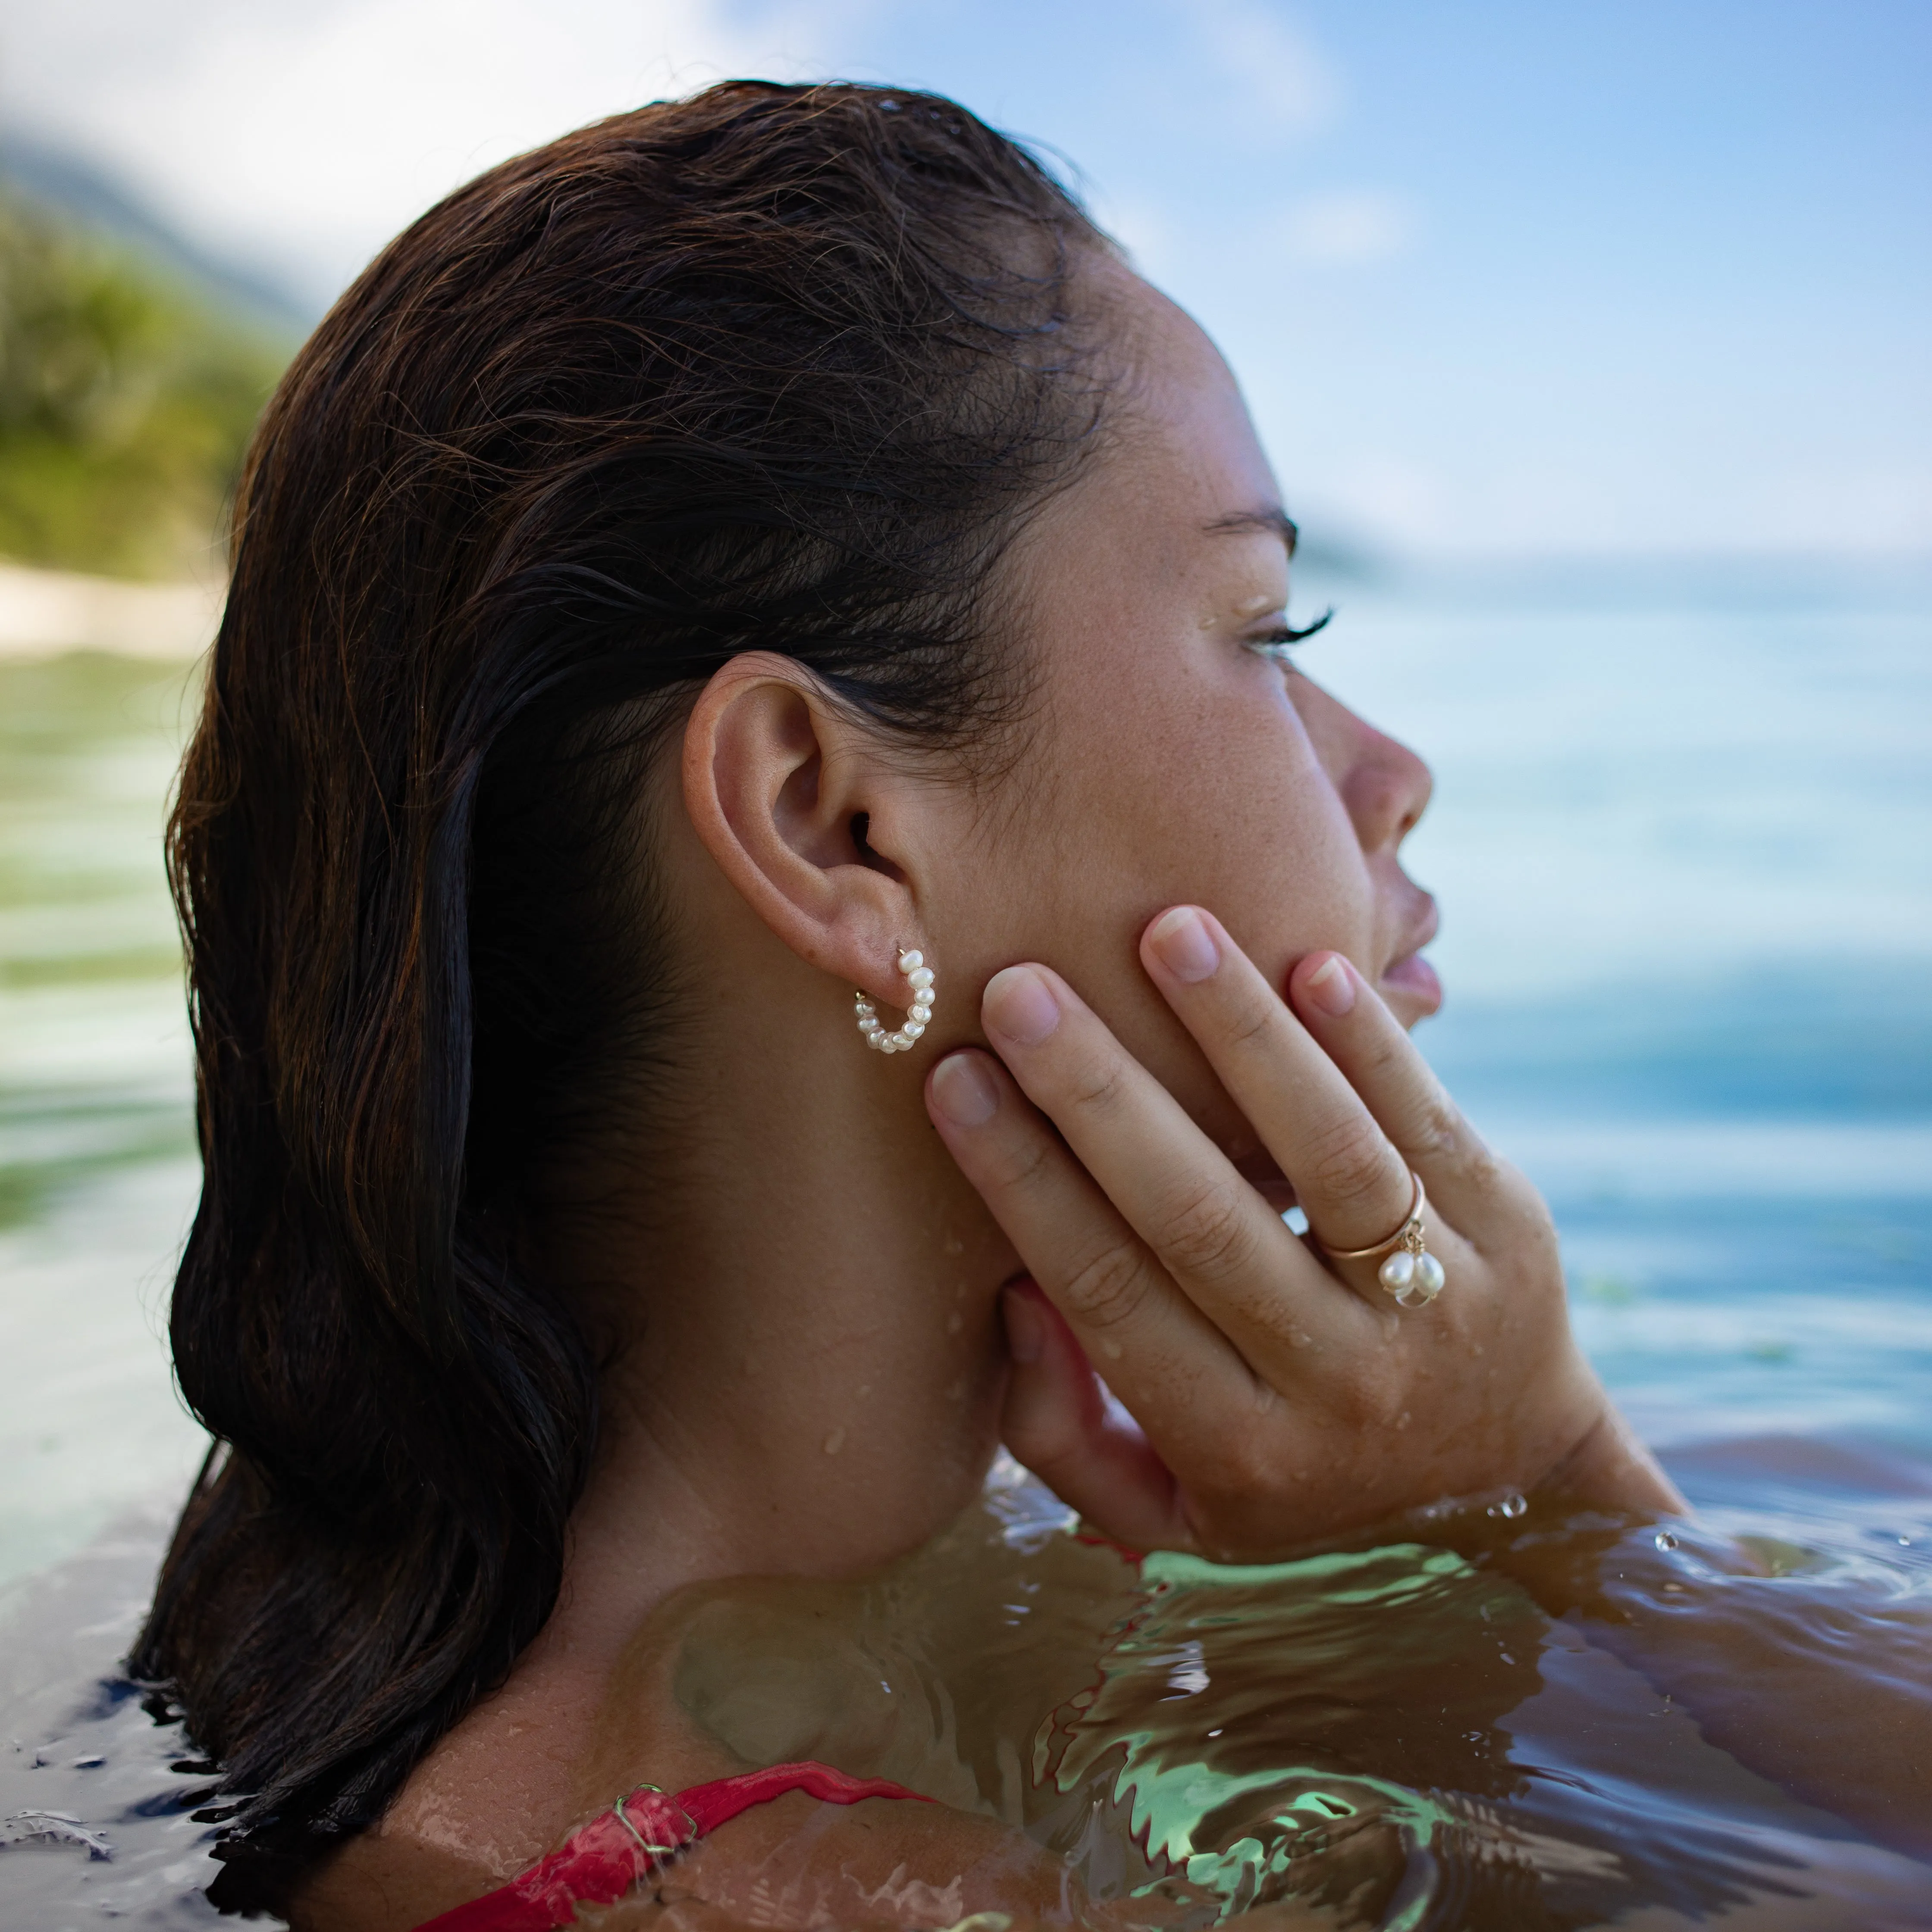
[1243,608,1334,662]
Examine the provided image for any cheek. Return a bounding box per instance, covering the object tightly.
[1072,670,1368,956]
[988,671,1372,1153]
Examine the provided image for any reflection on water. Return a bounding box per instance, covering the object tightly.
[2,567,1929,1925]
[0,653,205,1591]
[655,1466,1932,1924]
[4,1458,1931,1928]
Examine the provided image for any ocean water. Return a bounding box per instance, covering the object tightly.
[0,561,1927,1926]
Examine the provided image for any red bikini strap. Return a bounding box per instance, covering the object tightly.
[412,1762,931,1932]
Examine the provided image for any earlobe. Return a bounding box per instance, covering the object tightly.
[680,652,926,997]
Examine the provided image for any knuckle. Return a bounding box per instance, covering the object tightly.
[1307,1118,1397,1210]
[1158,1180,1260,1285]
[1410,1091,1465,1161]
[985,1131,1058,1197]
[1059,1049,1128,1117]
[1060,1237,1152,1331]
[1219,988,1281,1054]
[1326,1373,1397,1435]
[1201,1439,1278,1507]
[1464,1146,1504,1195]
[1193,1387,1288,1499]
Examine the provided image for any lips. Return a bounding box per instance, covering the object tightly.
[1381,948,1443,1015]
[1379,895,1443,1020]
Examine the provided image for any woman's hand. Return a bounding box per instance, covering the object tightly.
[925,906,1682,1561]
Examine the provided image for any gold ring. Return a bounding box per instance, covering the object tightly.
[1308,1170,1445,1308]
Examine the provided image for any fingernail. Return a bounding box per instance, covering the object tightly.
[1147,906,1220,983]
[930,1051,999,1127]
[1303,953,1357,1017]
[984,965,1062,1047]
[1002,1283,1045,1364]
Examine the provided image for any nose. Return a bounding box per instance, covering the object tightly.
[1296,677,1433,853]
[1342,721,1432,854]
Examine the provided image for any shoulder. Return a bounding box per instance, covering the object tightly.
[294,1786,1075,1932]
[289,1601,703,1930]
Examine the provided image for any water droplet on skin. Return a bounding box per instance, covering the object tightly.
[1101,1339,1123,1360]
[822,1428,845,1455]
[1655,1531,1680,1551]
[1487,1494,1528,1520]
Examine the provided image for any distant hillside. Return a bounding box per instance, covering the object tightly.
[0,134,313,339]
[0,179,290,581]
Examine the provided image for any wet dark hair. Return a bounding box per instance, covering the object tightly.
[129,80,1112,1909]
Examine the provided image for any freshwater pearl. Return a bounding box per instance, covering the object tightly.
[1413,1251,1446,1297]
[1378,1249,1417,1293]
[859,950,936,1057]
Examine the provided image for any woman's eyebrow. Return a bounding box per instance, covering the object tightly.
[1202,506,1300,555]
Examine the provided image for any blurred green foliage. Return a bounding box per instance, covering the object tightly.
[0,191,286,580]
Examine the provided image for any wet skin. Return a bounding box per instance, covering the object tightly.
[911,273,1681,1554]
[296,270,1689,1929]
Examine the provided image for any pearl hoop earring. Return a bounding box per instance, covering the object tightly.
[855,950,935,1054]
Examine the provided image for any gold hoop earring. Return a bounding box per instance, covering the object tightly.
[854,950,935,1055]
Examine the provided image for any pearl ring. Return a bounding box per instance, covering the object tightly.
[1311,1170,1445,1308]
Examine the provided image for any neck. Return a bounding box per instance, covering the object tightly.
[537,916,1017,1674]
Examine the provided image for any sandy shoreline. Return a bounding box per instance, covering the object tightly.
[0,561,221,662]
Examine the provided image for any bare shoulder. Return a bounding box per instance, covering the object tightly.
[295,1788,1080,1932]
[287,1571,1339,1932]
[586,1797,1342,1932]
[577,1797,1341,1931]
[643,1787,1077,1929]
[289,1577,828,1930]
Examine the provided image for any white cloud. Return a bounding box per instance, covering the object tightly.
[1276,188,1413,263]
[0,0,853,308]
[1178,0,1339,134]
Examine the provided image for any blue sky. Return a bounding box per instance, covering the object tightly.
[3,0,1926,558]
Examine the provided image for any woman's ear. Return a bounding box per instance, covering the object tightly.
[681,652,928,996]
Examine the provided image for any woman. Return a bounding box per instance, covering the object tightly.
[132,81,1696,1928]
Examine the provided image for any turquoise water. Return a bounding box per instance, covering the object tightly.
[0,563,1927,1924]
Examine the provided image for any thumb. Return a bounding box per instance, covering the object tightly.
[1000,1280,1192,1555]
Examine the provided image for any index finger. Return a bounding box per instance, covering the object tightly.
[970,963,1386,1354]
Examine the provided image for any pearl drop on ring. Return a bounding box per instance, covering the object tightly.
[1311,1170,1446,1309]
[855,949,935,1055]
